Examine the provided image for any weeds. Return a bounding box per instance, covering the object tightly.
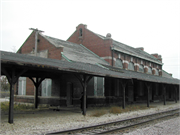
[1,102,35,112]
[109,106,122,114]
[90,109,107,117]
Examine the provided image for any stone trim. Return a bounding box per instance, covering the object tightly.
[123,60,129,64]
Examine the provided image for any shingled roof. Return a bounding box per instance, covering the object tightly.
[94,33,162,65]
[41,34,108,65]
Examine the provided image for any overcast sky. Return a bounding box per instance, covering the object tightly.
[1,0,180,79]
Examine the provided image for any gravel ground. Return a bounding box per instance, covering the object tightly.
[0,102,179,135]
[124,117,180,135]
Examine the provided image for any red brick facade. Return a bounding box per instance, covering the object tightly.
[18,31,63,60]
[68,24,162,75]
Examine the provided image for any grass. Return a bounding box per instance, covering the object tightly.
[1,101,35,112]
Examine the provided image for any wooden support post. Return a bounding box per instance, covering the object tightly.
[75,74,92,116]
[82,82,87,115]
[122,85,125,109]
[163,84,166,105]
[1,67,28,124]
[175,86,177,103]
[145,82,151,108]
[29,77,45,109]
[8,70,15,124]
[120,79,128,109]
[147,86,150,107]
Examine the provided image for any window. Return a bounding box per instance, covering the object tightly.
[147,67,152,74]
[41,79,52,97]
[154,69,159,76]
[115,59,123,68]
[79,28,82,36]
[128,62,135,71]
[139,65,144,73]
[18,77,26,95]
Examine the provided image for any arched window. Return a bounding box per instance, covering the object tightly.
[128,62,135,71]
[139,64,144,73]
[147,67,152,74]
[154,68,159,76]
[115,59,123,68]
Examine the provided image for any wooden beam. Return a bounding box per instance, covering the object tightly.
[3,68,28,124]
[8,69,15,124]
[29,77,45,108]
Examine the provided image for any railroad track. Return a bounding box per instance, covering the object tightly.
[46,108,180,135]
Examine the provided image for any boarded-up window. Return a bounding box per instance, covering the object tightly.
[139,65,144,73]
[18,77,26,95]
[128,62,134,71]
[41,79,52,97]
[115,59,123,68]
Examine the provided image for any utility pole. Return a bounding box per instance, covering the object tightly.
[29,28,44,56]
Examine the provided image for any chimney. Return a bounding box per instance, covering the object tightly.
[136,47,144,51]
[157,55,162,62]
[169,73,172,76]
[151,53,158,58]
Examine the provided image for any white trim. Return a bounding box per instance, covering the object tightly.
[123,60,129,64]
[134,63,139,66]
[144,66,148,69]
[101,56,116,61]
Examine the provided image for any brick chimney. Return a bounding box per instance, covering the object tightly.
[151,53,158,58]
[157,55,162,62]
[136,47,144,51]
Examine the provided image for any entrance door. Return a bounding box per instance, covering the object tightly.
[67,82,73,106]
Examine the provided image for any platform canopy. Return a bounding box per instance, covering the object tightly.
[1,51,179,85]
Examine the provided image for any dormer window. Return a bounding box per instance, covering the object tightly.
[79,28,83,36]
[128,62,135,71]
[115,59,123,69]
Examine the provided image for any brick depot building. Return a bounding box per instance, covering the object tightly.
[14,24,179,106]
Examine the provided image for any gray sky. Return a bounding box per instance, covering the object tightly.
[1,0,180,79]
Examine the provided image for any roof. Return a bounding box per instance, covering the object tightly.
[1,51,179,85]
[162,70,173,78]
[99,64,180,85]
[41,34,108,65]
[0,51,128,79]
[94,33,162,65]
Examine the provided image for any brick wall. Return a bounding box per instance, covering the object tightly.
[18,31,63,60]
[68,24,112,62]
